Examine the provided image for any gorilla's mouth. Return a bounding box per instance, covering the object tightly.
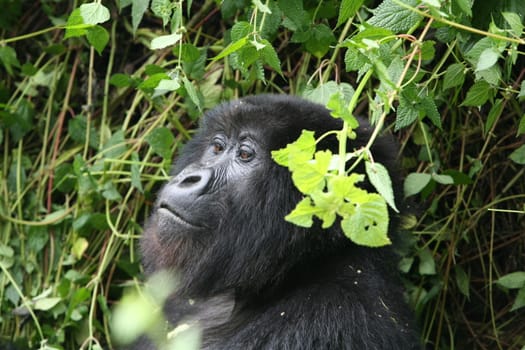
[158,203,203,229]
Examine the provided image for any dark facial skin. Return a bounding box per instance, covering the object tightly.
[138,94,420,350]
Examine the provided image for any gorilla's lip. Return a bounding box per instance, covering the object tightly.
[158,204,203,229]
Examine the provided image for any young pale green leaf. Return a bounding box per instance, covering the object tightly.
[510,288,525,311]
[151,0,174,26]
[341,193,390,247]
[271,130,316,168]
[443,63,465,90]
[151,33,182,50]
[365,161,398,212]
[65,8,89,39]
[404,173,432,197]
[309,191,340,228]
[291,150,331,194]
[368,0,421,33]
[145,127,175,160]
[509,144,525,165]
[337,0,364,27]
[72,237,89,260]
[461,80,491,107]
[153,78,181,98]
[497,271,525,289]
[212,37,248,61]
[476,47,500,72]
[86,25,109,54]
[303,81,354,107]
[285,197,317,227]
[80,3,110,25]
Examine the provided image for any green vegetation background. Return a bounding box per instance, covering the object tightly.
[0,0,524,349]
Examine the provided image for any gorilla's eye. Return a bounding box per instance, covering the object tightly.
[211,137,226,154]
[238,145,255,161]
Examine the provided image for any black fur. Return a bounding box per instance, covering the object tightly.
[139,94,420,349]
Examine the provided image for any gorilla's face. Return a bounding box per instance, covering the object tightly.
[141,95,353,294]
[155,120,266,239]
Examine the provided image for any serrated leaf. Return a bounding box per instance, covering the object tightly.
[285,197,317,227]
[80,3,110,25]
[404,173,432,197]
[272,130,316,168]
[182,76,202,111]
[291,150,331,194]
[365,161,398,212]
[337,0,364,27]
[341,193,390,247]
[145,127,175,159]
[497,271,525,289]
[476,47,499,72]
[368,0,421,33]
[151,33,182,50]
[151,0,174,26]
[86,25,109,54]
[509,144,525,165]
[395,97,419,131]
[461,80,491,107]
[260,40,283,75]
[485,98,503,135]
[231,21,252,41]
[443,63,465,90]
[421,95,442,129]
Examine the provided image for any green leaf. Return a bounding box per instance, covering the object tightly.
[421,95,442,129]
[517,114,525,136]
[509,144,525,165]
[272,130,316,168]
[80,3,110,25]
[71,237,89,260]
[65,8,89,39]
[182,76,202,111]
[0,45,20,75]
[151,0,175,26]
[443,63,465,90]
[461,80,491,107]
[341,193,391,247]
[502,12,524,37]
[455,266,470,298]
[230,21,251,41]
[253,0,271,13]
[497,271,525,289]
[151,33,182,50]
[109,73,134,88]
[418,248,436,275]
[86,25,109,54]
[131,0,150,34]
[337,0,364,27]
[510,287,525,311]
[476,47,499,72]
[285,197,317,228]
[368,0,421,33]
[365,161,398,212]
[485,98,503,134]
[153,77,181,98]
[102,181,123,201]
[291,150,331,194]
[212,37,248,61]
[260,40,283,75]
[305,23,336,58]
[395,96,419,131]
[431,173,454,185]
[404,173,432,197]
[145,127,175,159]
[303,81,354,107]
[34,297,61,311]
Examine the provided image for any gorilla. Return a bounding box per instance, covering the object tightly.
[138,94,420,349]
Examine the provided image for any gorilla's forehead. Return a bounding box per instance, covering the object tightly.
[200,94,342,148]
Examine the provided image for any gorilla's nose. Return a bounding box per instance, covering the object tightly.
[167,167,213,201]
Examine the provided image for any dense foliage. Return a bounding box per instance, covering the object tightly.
[0,0,524,349]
